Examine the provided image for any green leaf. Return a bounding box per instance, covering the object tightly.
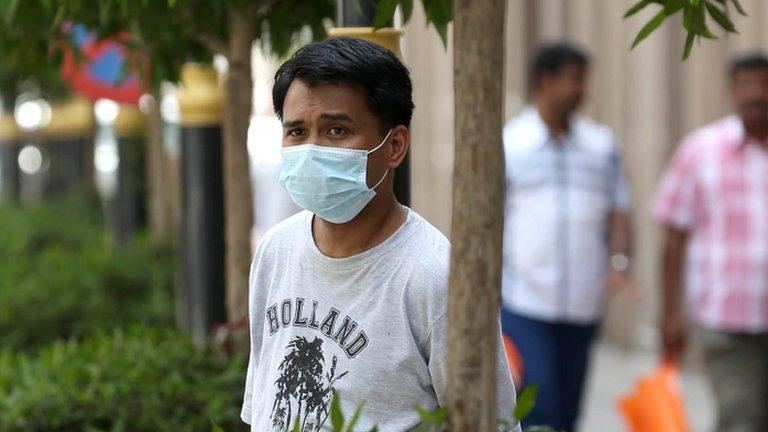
[331,390,344,430]
[683,30,696,59]
[705,0,736,32]
[3,0,21,26]
[422,0,452,48]
[50,6,66,31]
[731,0,746,15]
[630,8,667,48]
[344,401,366,432]
[662,0,684,15]
[211,421,224,432]
[401,0,414,24]
[692,5,718,38]
[514,384,539,421]
[682,5,693,30]
[424,0,453,25]
[99,0,113,28]
[373,0,398,29]
[624,0,652,18]
[433,23,448,47]
[414,405,447,425]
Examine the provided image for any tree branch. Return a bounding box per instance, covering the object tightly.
[181,3,228,57]
[255,0,280,19]
[198,33,228,57]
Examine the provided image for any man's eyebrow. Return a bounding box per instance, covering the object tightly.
[282,119,304,128]
[319,113,354,122]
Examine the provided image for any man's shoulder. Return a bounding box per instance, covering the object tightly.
[408,210,450,245]
[682,115,740,151]
[503,108,546,155]
[256,210,307,253]
[572,115,618,154]
[399,211,451,331]
[399,211,451,300]
[404,210,451,269]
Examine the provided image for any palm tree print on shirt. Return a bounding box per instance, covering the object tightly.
[271,335,348,431]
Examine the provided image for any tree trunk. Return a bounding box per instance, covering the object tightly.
[145,93,173,242]
[222,8,256,325]
[445,0,507,430]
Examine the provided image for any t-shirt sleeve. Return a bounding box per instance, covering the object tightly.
[652,136,700,230]
[241,255,265,426]
[426,313,448,408]
[426,313,521,430]
[241,349,255,425]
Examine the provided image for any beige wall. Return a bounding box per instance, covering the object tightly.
[401,0,768,347]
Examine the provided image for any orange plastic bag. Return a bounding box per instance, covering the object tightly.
[502,333,524,386]
[618,363,689,432]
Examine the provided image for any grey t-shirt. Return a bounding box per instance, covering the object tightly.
[241,209,519,431]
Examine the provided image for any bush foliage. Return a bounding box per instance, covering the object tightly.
[0,327,245,431]
[0,194,175,351]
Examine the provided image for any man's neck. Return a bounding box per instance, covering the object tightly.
[534,99,570,138]
[312,193,407,259]
[743,118,768,145]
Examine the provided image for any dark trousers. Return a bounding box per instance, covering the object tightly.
[501,309,597,432]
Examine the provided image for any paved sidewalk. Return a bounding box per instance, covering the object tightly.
[578,341,715,431]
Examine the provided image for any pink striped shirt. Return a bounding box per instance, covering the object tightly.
[653,115,768,332]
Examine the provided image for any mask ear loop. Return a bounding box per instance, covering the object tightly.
[367,128,394,155]
[367,128,394,191]
[370,168,389,191]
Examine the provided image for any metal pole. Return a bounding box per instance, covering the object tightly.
[0,114,21,202]
[333,0,410,207]
[337,0,381,27]
[112,104,147,246]
[39,97,95,198]
[177,63,227,346]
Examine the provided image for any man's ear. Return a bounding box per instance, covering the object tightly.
[387,125,410,169]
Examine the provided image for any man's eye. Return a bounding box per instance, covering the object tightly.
[329,126,345,136]
[288,129,304,137]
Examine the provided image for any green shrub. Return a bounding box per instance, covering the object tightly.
[0,193,104,257]
[0,326,245,431]
[0,194,175,351]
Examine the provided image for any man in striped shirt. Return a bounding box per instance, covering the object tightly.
[654,53,768,432]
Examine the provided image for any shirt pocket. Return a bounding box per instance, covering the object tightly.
[568,155,611,195]
[567,156,611,226]
[507,152,553,191]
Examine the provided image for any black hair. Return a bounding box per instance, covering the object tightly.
[729,52,768,78]
[530,42,589,89]
[272,37,414,134]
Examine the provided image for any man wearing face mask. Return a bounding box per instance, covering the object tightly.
[501,42,632,431]
[654,53,768,432]
[240,37,519,431]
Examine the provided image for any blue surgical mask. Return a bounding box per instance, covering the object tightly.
[279,129,392,224]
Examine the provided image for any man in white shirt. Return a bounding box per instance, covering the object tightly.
[241,37,519,431]
[501,42,632,432]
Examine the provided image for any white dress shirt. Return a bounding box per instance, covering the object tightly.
[502,107,630,323]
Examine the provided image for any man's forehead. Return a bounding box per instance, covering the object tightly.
[733,68,768,79]
[285,78,364,99]
[282,79,370,120]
